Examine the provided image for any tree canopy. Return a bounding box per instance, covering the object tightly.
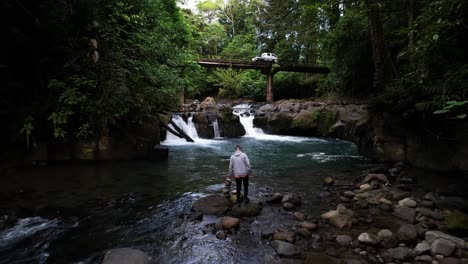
[1,0,466,151]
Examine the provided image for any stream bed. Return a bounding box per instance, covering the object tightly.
[0,135,372,263]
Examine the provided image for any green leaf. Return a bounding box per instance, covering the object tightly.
[432,34,439,41]
[433,109,449,114]
[456,114,467,119]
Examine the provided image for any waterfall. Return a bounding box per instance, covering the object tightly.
[212,118,221,138]
[232,104,265,137]
[164,114,199,142]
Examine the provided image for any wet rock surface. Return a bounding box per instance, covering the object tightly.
[184,162,468,263]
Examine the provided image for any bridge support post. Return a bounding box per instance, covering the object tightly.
[266,73,274,102]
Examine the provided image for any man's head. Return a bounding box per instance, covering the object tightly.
[235,145,242,151]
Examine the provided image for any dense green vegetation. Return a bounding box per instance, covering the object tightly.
[1,0,467,152]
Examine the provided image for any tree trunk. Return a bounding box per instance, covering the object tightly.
[406,0,415,62]
[365,0,393,89]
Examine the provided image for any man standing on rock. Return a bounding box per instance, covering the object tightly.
[229,145,251,205]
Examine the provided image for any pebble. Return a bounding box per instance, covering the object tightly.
[359,183,373,191]
[321,210,339,220]
[301,221,317,231]
[323,177,335,185]
[293,212,306,221]
[273,231,295,243]
[282,202,295,210]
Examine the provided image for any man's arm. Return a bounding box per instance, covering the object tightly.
[228,156,234,176]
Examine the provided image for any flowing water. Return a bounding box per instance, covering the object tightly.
[0,107,372,264]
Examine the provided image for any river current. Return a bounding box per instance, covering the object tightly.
[0,110,372,263]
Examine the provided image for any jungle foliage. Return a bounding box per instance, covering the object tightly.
[1,0,467,149]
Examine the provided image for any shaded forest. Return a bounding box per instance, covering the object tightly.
[1,0,467,155]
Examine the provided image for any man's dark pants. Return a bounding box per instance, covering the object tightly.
[235,176,249,201]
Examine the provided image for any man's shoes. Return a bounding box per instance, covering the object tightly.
[244,197,250,204]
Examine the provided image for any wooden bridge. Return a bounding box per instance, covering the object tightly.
[197,59,330,102]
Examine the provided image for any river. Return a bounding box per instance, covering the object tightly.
[0,109,372,263]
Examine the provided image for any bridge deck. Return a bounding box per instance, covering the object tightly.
[197,59,330,74]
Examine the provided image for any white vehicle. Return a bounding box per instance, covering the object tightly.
[252,53,278,63]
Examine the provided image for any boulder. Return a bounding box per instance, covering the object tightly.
[414,241,432,256]
[425,231,466,249]
[329,214,352,230]
[388,247,412,260]
[320,210,339,220]
[192,194,231,215]
[222,217,240,229]
[336,235,353,247]
[358,232,379,245]
[273,231,295,243]
[398,198,418,208]
[230,202,262,217]
[271,240,300,257]
[323,177,335,186]
[431,238,456,256]
[301,221,317,231]
[393,206,416,223]
[282,194,302,206]
[397,224,418,242]
[101,248,151,264]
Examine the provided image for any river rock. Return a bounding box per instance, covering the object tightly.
[359,183,373,191]
[414,241,432,256]
[358,232,379,245]
[393,206,416,223]
[282,202,295,210]
[391,189,411,200]
[424,192,440,201]
[230,201,261,217]
[222,217,240,229]
[188,211,203,221]
[415,255,433,262]
[101,248,151,264]
[273,231,295,243]
[336,204,347,214]
[293,212,306,221]
[379,197,393,205]
[425,231,466,249]
[398,198,418,208]
[388,247,412,260]
[323,177,335,185]
[343,191,355,198]
[192,194,230,215]
[397,224,418,242]
[336,235,352,247]
[431,238,456,256]
[377,229,393,242]
[417,207,444,220]
[271,240,300,257]
[296,228,311,237]
[321,210,339,220]
[282,194,302,206]
[299,221,317,231]
[329,214,352,230]
[216,230,227,240]
[362,173,389,184]
[266,193,283,204]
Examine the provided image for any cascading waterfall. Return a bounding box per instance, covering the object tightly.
[164,114,199,142]
[212,118,221,138]
[232,104,265,137]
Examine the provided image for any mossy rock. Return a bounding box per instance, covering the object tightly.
[292,109,337,136]
[445,210,468,232]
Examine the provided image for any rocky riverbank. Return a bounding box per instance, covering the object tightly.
[184,162,468,264]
